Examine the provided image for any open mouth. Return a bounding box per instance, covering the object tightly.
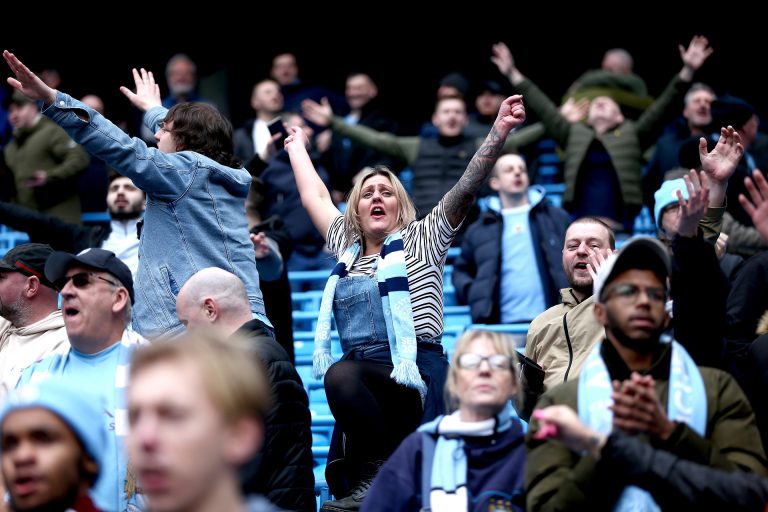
[371,206,385,216]
[574,262,589,271]
[63,307,80,318]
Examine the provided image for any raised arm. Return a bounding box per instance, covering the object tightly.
[678,35,713,82]
[739,169,768,242]
[700,126,743,208]
[4,50,55,104]
[442,95,525,227]
[284,126,340,239]
[119,67,162,112]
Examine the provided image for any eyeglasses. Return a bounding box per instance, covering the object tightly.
[457,353,511,371]
[54,272,119,292]
[602,283,668,303]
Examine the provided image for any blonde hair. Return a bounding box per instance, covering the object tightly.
[130,330,270,422]
[446,329,520,411]
[343,166,416,250]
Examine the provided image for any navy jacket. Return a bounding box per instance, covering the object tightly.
[453,188,570,323]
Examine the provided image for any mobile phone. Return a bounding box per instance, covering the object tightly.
[517,353,545,390]
[267,117,289,147]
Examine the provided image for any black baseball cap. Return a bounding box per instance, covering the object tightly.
[0,243,56,289]
[45,248,134,304]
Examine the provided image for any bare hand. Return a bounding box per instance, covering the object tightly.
[491,42,515,76]
[675,170,710,237]
[119,68,162,113]
[587,247,616,282]
[301,98,332,127]
[611,373,675,440]
[560,97,589,124]
[700,126,743,183]
[532,405,606,458]
[284,126,310,153]
[739,169,768,242]
[679,35,714,73]
[24,170,47,188]
[494,95,526,133]
[3,50,56,104]
[250,232,270,259]
[715,233,728,260]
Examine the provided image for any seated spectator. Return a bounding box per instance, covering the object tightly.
[362,330,526,511]
[453,153,570,324]
[534,404,768,511]
[526,237,768,512]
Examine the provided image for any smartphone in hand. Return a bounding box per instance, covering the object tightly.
[267,117,289,147]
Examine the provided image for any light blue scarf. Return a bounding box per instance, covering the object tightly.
[418,403,514,512]
[578,339,706,512]
[314,231,426,398]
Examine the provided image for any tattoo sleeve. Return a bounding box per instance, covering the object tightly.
[443,126,506,227]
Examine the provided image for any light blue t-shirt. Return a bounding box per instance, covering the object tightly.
[18,343,122,512]
[498,190,546,322]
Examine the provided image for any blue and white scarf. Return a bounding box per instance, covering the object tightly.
[418,403,514,512]
[578,339,706,512]
[314,231,426,399]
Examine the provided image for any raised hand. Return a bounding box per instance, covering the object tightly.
[119,68,162,113]
[284,126,310,153]
[3,50,56,104]
[679,35,714,73]
[739,169,768,242]
[675,170,710,237]
[491,42,515,76]
[495,95,526,133]
[560,97,589,124]
[587,246,616,282]
[301,98,332,128]
[700,126,743,184]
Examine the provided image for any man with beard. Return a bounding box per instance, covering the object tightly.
[525,237,768,512]
[0,244,68,398]
[0,174,145,277]
[522,217,615,418]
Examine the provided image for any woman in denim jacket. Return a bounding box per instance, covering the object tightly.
[4,51,272,340]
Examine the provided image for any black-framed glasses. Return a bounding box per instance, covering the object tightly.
[54,272,119,292]
[457,353,511,371]
[602,283,667,303]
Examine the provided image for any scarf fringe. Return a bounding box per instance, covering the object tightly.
[391,359,427,400]
[313,350,336,380]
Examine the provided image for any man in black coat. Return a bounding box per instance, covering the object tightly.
[176,267,315,512]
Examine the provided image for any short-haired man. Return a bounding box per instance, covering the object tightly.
[1,379,107,512]
[453,153,570,325]
[176,267,314,511]
[526,237,768,511]
[128,332,283,512]
[0,174,146,277]
[17,248,146,511]
[0,243,68,397]
[522,217,615,417]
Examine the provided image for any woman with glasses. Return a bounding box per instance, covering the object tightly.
[285,93,525,510]
[362,329,526,512]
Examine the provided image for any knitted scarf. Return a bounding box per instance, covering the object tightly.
[314,231,426,399]
[578,339,706,512]
[418,403,514,512]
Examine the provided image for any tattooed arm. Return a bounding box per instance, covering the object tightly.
[443,95,526,227]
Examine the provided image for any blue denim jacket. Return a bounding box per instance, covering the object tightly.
[44,92,271,338]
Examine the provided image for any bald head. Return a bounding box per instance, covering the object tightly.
[176,268,252,336]
[602,48,634,75]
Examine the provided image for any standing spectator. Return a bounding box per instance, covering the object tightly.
[453,153,570,325]
[4,90,89,225]
[4,51,273,340]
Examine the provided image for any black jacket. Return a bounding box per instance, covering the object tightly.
[237,319,315,512]
[452,191,570,323]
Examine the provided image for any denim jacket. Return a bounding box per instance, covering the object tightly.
[44,92,271,338]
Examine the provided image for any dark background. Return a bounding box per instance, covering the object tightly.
[1,14,763,133]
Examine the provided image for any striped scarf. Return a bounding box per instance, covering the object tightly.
[314,231,426,399]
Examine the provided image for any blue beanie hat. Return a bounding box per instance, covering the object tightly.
[0,379,107,484]
[654,178,689,230]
